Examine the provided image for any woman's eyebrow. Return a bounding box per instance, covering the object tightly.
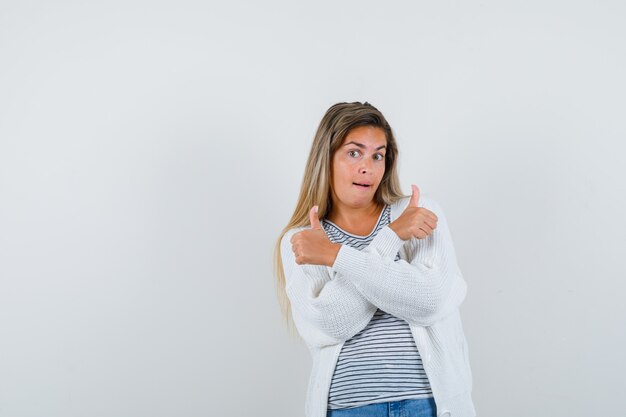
[343,141,387,150]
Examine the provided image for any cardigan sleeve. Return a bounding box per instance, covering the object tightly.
[330,197,467,327]
[281,228,378,348]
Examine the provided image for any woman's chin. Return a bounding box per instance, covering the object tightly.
[343,195,375,207]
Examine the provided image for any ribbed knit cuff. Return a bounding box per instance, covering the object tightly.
[367,225,406,258]
[330,225,405,277]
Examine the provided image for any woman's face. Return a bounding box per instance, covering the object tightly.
[330,125,387,210]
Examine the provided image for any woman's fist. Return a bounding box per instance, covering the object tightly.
[388,185,438,240]
[290,206,341,266]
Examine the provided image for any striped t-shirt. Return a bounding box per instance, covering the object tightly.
[322,204,433,410]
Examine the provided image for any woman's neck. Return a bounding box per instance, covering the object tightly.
[326,200,384,235]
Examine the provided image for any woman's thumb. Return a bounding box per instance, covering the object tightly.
[409,184,421,207]
[309,206,322,229]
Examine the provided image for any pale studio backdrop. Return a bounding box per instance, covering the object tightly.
[1,1,625,416]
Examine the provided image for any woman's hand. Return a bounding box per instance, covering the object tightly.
[388,184,438,240]
[290,206,341,267]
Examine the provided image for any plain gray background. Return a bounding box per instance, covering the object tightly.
[1,1,625,416]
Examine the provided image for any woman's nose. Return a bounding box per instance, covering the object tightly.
[359,158,373,173]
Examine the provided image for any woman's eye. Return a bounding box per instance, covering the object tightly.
[348,150,384,160]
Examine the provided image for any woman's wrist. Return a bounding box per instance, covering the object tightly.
[388,221,407,240]
[326,243,342,267]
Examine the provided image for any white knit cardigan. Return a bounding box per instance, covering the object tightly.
[281,195,476,417]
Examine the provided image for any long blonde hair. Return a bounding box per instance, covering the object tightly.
[273,101,406,330]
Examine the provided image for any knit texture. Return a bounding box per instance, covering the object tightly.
[322,204,434,409]
[281,195,475,417]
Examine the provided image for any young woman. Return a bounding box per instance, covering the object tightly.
[274,102,475,417]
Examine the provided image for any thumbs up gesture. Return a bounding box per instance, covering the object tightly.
[388,185,439,241]
[290,206,341,266]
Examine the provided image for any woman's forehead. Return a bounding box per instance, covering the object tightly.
[341,127,387,148]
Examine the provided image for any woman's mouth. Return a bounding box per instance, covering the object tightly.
[353,182,372,189]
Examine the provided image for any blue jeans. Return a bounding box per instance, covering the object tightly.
[326,398,437,417]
